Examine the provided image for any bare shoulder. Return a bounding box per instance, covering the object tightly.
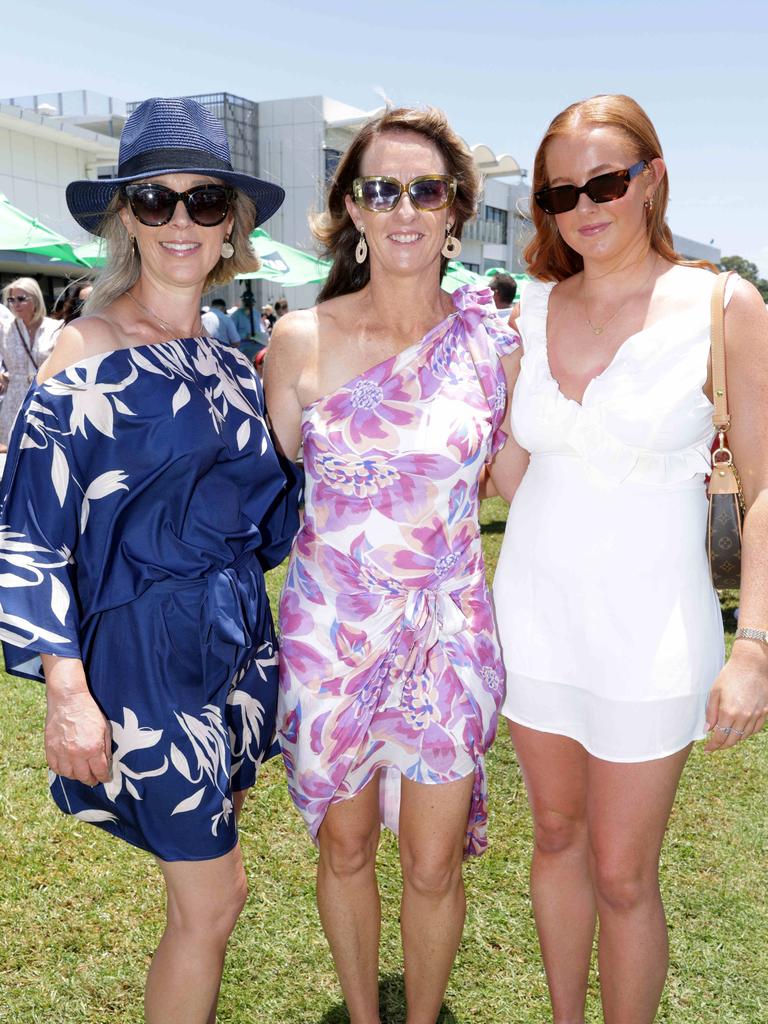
[269,307,319,348]
[265,308,319,378]
[267,295,360,367]
[37,315,124,383]
[725,275,768,328]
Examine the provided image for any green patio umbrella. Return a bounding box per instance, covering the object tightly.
[73,238,107,267]
[441,260,487,291]
[0,193,85,265]
[237,229,331,286]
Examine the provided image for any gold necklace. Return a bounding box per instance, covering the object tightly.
[125,290,202,341]
[582,259,659,336]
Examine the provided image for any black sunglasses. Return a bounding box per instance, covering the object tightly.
[352,175,457,213]
[534,160,648,215]
[122,183,234,227]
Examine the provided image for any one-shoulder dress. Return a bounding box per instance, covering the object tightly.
[494,272,730,761]
[278,287,519,857]
[0,337,299,860]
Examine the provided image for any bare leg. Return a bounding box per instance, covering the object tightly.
[316,773,382,1024]
[196,789,248,1024]
[588,746,690,1024]
[145,844,248,1024]
[233,788,247,819]
[509,723,594,1024]
[399,772,474,1024]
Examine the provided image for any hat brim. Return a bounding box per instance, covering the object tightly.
[66,168,285,236]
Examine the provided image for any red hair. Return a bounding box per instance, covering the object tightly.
[524,94,716,281]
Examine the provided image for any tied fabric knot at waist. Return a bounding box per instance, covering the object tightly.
[201,550,268,670]
[299,528,481,696]
[400,585,467,680]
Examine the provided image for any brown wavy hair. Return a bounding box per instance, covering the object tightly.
[314,107,479,302]
[524,94,716,281]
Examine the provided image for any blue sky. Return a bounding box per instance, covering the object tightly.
[5,0,768,275]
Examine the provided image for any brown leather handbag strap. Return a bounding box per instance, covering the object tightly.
[710,271,734,432]
[14,319,41,372]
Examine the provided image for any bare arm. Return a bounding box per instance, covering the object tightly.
[705,279,768,750]
[262,312,315,460]
[42,654,112,785]
[486,347,530,503]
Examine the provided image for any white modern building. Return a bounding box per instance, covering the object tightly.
[0,92,120,304]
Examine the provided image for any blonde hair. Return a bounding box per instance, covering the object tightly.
[2,277,46,322]
[524,94,716,281]
[313,106,480,302]
[84,189,262,314]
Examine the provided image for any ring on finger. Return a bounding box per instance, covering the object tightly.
[716,725,733,736]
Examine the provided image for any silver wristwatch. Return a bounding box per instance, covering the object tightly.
[734,627,768,647]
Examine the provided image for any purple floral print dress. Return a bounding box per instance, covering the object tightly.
[278,287,519,857]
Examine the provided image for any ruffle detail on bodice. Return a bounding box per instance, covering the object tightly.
[512,280,715,486]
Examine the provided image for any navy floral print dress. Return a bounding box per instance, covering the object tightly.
[0,337,299,861]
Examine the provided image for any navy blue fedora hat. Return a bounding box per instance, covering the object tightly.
[66,96,285,235]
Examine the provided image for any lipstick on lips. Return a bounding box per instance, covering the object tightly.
[578,222,610,237]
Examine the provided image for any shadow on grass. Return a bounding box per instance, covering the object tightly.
[319,972,458,1023]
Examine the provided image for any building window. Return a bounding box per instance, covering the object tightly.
[483,259,505,273]
[484,205,508,234]
[461,261,481,274]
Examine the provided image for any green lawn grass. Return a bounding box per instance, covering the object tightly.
[1,497,766,1023]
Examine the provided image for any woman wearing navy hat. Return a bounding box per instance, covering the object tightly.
[0,97,297,1024]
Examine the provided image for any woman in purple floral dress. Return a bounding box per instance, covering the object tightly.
[265,108,519,1024]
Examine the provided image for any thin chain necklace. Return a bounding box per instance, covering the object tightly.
[125,290,202,341]
[582,258,659,336]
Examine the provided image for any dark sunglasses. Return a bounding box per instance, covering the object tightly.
[534,160,648,215]
[122,183,234,227]
[352,174,457,213]
[7,295,30,304]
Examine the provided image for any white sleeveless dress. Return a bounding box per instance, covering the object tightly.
[493,270,730,762]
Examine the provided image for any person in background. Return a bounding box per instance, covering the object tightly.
[273,297,289,319]
[0,96,296,1024]
[490,93,768,1024]
[266,105,518,1024]
[53,279,95,324]
[488,272,517,312]
[0,277,60,443]
[201,297,241,346]
[231,290,268,359]
[261,304,276,335]
[0,301,11,432]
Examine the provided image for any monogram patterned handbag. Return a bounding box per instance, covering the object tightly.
[707,271,745,589]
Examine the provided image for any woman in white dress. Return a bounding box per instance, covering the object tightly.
[0,277,60,442]
[490,94,768,1024]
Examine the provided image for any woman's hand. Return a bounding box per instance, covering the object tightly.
[704,644,768,752]
[42,655,112,786]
